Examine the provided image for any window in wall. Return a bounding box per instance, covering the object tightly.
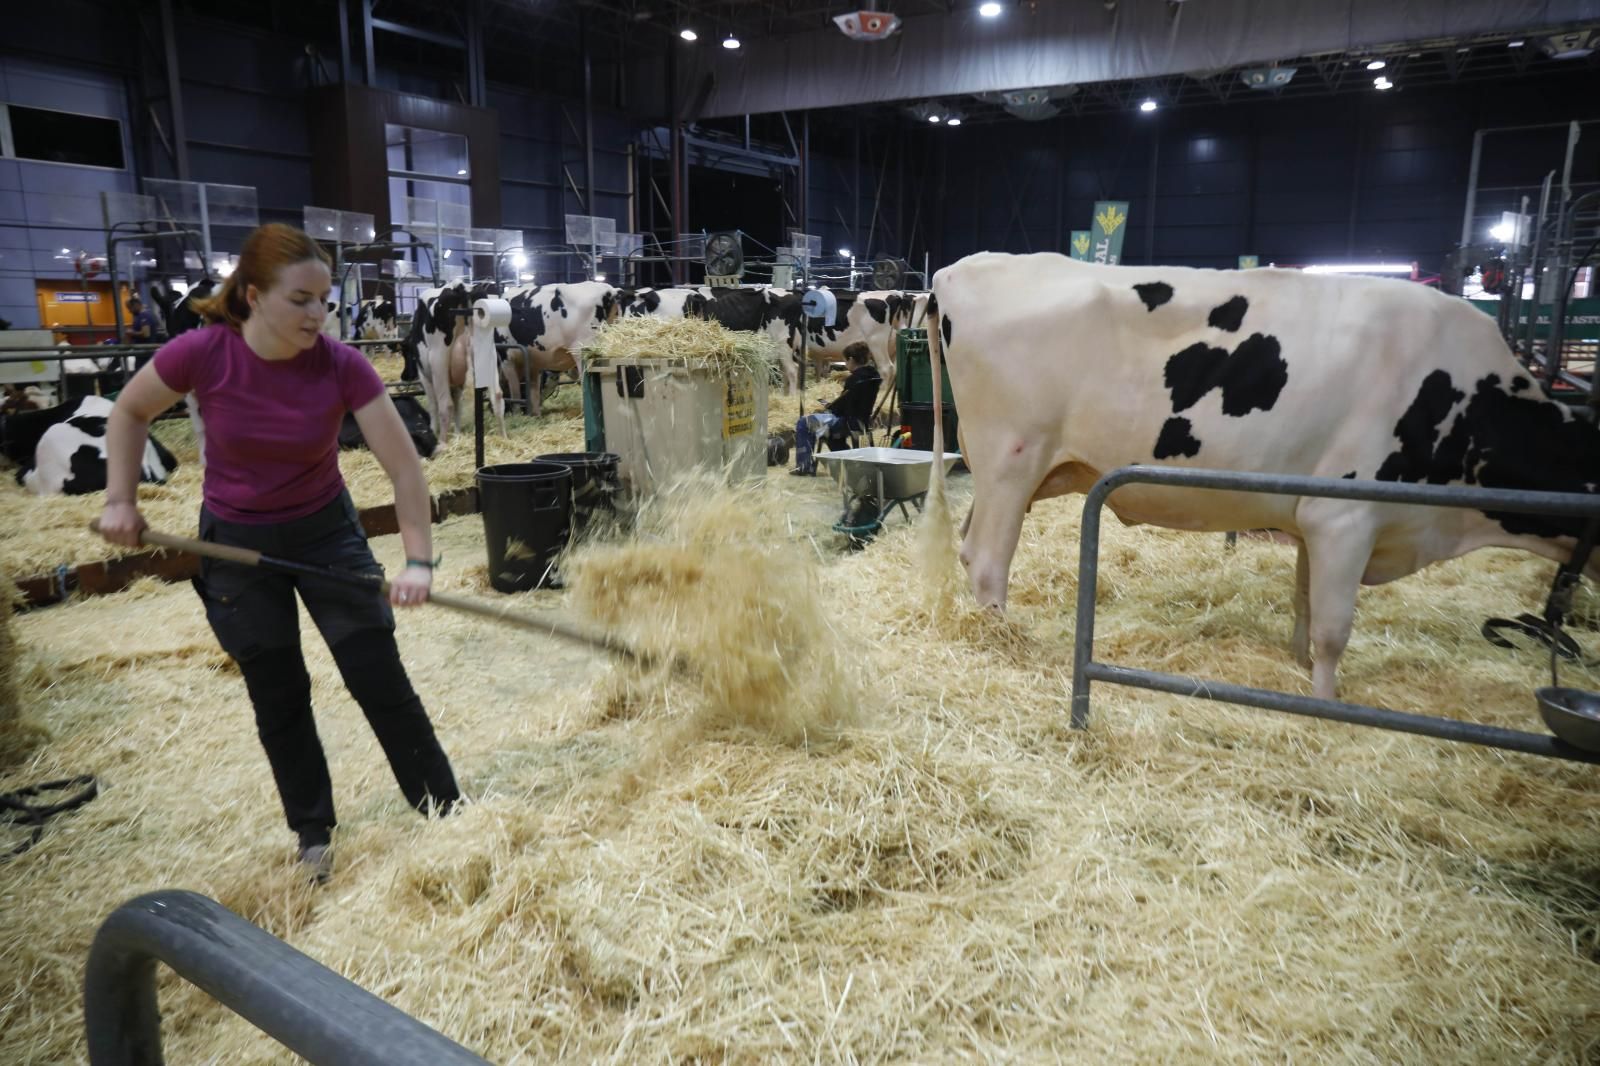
[3,104,125,169]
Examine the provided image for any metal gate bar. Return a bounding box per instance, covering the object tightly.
[84,890,490,1066]
[1070,466,1600,765]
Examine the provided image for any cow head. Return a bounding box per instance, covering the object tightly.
[598,288,620,324]
[682,292,709,319]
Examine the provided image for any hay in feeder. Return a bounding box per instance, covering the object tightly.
[6,478,1600,1063]
[583,316,782,384]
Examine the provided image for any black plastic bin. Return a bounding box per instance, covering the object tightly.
[476,462,572,593]
[534,451,621,540]
[900,402,959,453]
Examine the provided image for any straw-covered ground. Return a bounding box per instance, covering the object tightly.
[5,460,1600,1063]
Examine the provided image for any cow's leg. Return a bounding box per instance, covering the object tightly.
[432,349,455,444]
[962,442,1049,609]
[1291,541,1311,668]
[1300,519,1376,701]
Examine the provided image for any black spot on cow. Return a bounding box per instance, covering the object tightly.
[507,290,549,352]
[1375,369,1600,538]
[550,289,567,318]
[637,290,662,316]
[1374,370,1464,484]
[706,288,770,332]
[940,313,953,350]
[1341,471,1357,479]
[863,298,889,324]
[1,399,78,464]
[1133,282,1173,312]
[1164,343,1229,413]
[66,415,107,438]
[1208,296,1249,333]
[1162,333,1287,418]
[1511,376,1532,393]
[1154,417,1202,459]
[65,444,109,495]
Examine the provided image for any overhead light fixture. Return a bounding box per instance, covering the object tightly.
[519,273,535,282]
[839,248,852,257]
[946,117,962,126]
[1241,66,1297,90]
[61,247,70,254]
[928,113,942,123]
[680,28,698,41]
[511,252,528,268]
[1490,222,1514,241]
[442,248,452,259]
[1508,39,1525,48]
[1303,263,1413,274]
[456,168,467,176]
[1366,59,1386,70]
[1139,99,1158,112]
[722,33,740,49]
[1374,76,1393,90]
[594,273,606,282]
[979,1,1002,16]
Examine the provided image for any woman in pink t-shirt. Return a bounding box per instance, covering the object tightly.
[97,223,459,884]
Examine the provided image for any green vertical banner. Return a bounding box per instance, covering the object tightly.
[1069,231,1092,261]
[1091,201,1131,265]
[1238,255,1260,269]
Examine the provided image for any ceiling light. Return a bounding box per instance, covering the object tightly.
[979,2,1002,16]
[839,248,852,257]
[1366,59,1386,70]
[928,113,942,123]
[1139,99,1158,112]
[1490,222,1514,241]
[456,168,467,175]
[61,247,70,254]
[946,117,962,126]
[594,273,606,282]
[442,248,452,259]
[1374,76,1393,90]
[1508,39,1525,48]
[722,34,740,49]
[680,28,697,41]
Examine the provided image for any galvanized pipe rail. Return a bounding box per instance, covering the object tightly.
[84,890,490,1066]
[1071,466,1600,765]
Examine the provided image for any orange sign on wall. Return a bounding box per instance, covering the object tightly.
[35,280,132,344]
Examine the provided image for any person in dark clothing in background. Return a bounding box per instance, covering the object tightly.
[792,342,883,474]
[124,296,163,343]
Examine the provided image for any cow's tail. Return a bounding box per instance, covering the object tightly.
[919,289,961,608]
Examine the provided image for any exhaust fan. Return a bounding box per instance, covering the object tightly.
[1541,30,1594,59]
[973,86,1078,121]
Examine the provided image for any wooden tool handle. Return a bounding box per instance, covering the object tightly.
[90,519,264,568]
[87,519,647,666]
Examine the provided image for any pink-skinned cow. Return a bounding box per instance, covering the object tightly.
[927,252,1600,700]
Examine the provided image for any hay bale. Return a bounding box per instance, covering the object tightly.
[0,576,43,766]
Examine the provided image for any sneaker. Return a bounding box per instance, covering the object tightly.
[298,843,333,885]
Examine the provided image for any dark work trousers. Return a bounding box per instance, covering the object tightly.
[192,491,460,848]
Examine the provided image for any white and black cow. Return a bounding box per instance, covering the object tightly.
[927,251,1600,700]
[352,295,399,349]
[616,287,710,321]
[772,288,926,391]
[14,395,178,496]
[402,279,505,443]
[499,281,619,416]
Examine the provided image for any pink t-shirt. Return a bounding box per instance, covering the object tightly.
[153,323,386,523]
